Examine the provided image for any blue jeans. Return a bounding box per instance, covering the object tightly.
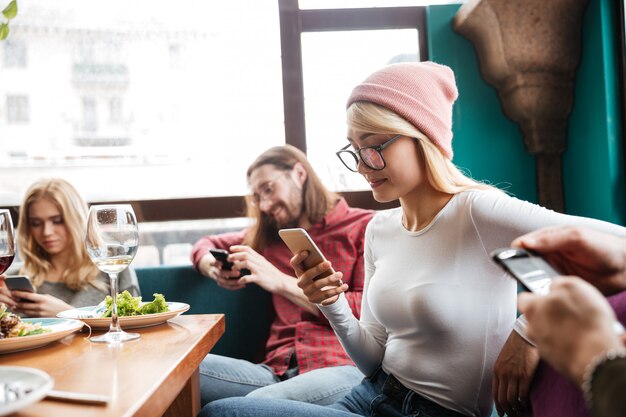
[199,353,363,406]
[200,368,471,417]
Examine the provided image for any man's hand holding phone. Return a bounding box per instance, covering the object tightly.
[199,250,246,290]
[511,226,626,295]
[209,249,251,278]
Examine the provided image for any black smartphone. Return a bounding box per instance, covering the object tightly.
[5,275,36,293]
[209,249,251,277]
[491,247,626,336]
[490,248,558,295]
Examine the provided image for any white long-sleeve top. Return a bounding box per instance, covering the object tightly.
[319,189,626,417]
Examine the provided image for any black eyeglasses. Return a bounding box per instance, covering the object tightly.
[335,134,403,172]
[250,171,288,206]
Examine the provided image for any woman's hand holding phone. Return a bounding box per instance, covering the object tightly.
[289,251,348,306]
[278,228,347,306]
[0,274,18,309]
[13,292,73,317]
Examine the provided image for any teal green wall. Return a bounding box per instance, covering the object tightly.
[426,5,537,203]
[565,0,625,225]
[426,2,625,225]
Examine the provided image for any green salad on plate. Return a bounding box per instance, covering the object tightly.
[100,291,169,317]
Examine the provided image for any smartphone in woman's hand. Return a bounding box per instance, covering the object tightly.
[5,275,35,293]
[278,228,335,281]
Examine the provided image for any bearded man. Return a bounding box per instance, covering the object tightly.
[191,145,374,407]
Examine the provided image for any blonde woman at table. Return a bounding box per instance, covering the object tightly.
[0,178,140,317]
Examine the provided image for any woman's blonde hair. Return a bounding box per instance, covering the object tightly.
[17,178,102,290]
[347,102,495,194]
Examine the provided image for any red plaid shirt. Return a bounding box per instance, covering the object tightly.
[191,198,374,376]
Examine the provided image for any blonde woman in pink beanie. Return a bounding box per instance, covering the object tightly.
[200,62,626,417]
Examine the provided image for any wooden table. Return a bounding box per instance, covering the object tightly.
[1,314,225,417]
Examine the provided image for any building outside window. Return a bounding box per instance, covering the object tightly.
[82,97,97,132]
[6,95,29,124]
[3,39,27,68]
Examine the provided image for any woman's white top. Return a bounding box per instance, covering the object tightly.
[319,189,626,417]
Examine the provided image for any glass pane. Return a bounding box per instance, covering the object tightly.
[0,0,284,205]
[301,29,419,191]
[135,217,252,267]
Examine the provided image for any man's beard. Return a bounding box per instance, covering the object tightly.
[275,215,299,230]
[267,188,304,230]
[266,203,300,230]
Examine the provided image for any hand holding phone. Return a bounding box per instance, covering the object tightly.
[209,249,251,278]
[491,247,625,336]
[278,228,336,281]
[490,248,557,295]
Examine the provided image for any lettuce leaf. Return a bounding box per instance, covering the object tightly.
[101,291,168,317]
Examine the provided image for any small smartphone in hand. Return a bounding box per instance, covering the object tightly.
[208,249,251,278]
[278,228,335,281]
[5,275,36,293]
[490,248,558,295]
[491,247,625,336]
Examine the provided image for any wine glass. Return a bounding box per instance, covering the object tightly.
[0,210,15,275]
[86,204,139,343]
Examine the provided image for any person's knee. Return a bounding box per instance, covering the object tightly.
[199,398,243,417]
[245,366,362,405]
[246,384,291,400]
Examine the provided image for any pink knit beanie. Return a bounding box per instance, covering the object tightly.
[347,61,458,160]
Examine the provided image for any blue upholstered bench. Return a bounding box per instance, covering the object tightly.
[135,265,273,363]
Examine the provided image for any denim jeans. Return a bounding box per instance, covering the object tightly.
[199,353,363,406]
[200,368,471,417]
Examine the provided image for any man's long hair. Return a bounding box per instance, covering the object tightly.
[243,145,338,251]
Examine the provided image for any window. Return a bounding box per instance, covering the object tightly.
[109,97,123,125]
[278,0,428,192]
[3,39,26,68]
[0,1,284,206]
[302,30,420,191]
[82,97,97,132]
[6,95,29,123]
[169,44,182,69]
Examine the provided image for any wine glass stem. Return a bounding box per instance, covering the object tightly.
[109,273,121,333]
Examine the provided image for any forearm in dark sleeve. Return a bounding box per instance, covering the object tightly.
[590,357,626,417]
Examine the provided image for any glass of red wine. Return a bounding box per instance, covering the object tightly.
[0,209,15,275]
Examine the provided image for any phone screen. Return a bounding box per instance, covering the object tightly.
[5,275,35,293]
[491,249,559,295]
[208,249,250,277]
[278,228,335,281]
[502,257,556,295]
[209,249,233,270]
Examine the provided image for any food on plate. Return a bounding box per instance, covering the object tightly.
[100,291,169,317]
[0,304,50,338]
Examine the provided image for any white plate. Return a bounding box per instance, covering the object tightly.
[0,366,53,416]
[57,302,190,329]
[0,318,84,354]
